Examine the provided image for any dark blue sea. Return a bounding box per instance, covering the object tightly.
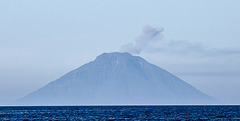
[0,105,240,120]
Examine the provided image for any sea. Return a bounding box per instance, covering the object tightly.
[0,105,240,120]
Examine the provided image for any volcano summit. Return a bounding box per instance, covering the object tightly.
[16,52,216,105]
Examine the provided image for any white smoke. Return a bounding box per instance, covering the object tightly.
[121,25,164,54]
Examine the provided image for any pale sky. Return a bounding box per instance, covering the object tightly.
[0,0,240,104]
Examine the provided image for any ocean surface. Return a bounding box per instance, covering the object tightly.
[0,105,240,120]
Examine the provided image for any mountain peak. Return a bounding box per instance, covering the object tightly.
[96,52,132,59]
[94,52,145,63]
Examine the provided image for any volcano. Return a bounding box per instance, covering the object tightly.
[16,52,217,105]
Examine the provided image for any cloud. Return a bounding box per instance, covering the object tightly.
[159,40,240,56]
[120,25,164,54]
[121,25,240,56]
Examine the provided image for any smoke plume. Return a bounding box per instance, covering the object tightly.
[121,25,240,56]
[120,25,164,54]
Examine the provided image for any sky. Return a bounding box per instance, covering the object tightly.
[0,0,240,105]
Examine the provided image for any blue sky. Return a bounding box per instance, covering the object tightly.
[0,0,240,104]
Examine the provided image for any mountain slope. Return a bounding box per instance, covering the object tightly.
[16,52,217,105]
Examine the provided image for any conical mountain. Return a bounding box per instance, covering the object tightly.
[16,52,217,105]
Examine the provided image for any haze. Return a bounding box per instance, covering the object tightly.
[0,0,240,105]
